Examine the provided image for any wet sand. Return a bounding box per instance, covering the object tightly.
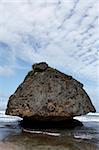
[0,132,99,150]
[0,112,99,150]
[0,122,99,150]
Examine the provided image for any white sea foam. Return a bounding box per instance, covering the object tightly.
[74,113,99,122]
[0,111,22,122]
[74,134,93,140]
[0,111,99,123]
[23,129,60,136]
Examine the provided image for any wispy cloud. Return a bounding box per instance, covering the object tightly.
[0,0,98,81]
[0,0,99,111]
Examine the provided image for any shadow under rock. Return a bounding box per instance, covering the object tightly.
[20,118,83,130]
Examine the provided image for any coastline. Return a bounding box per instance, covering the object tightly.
[0,111,99,150]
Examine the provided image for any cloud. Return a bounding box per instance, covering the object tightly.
[84,85,99,111]
[0,0,98,111]
[0,0,98,80]
[0,66,14,76]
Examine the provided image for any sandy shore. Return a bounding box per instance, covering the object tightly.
[0,112,99,150]
[0,129,99,150]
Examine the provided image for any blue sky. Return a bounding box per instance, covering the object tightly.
[0,0,99,111]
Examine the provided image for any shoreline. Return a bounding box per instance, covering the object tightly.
[0,129,99,150]
[0,111,99,150]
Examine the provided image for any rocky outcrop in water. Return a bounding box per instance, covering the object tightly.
[6,62,96,121]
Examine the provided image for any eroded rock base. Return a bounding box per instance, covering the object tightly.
[20,118,83,129]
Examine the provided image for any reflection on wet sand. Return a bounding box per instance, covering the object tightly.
[0,126,99,150]
[0,112,99,150]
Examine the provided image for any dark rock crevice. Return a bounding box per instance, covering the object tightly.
[20,118,83,129]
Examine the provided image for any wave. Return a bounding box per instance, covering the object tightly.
[0,111,22,123]
[0,111,99,123]
[74,113,99,122]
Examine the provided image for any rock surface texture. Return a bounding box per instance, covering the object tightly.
[6,62,96,121]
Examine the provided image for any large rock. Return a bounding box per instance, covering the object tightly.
[6,62,96,121]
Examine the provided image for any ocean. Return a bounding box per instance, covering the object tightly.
[0,110,99,150]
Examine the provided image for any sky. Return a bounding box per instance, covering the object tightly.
[0,0,99,111]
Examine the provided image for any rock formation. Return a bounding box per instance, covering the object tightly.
[6,62,96,122]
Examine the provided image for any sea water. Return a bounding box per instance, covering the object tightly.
[0,110,99,150]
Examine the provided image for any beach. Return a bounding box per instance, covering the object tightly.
[0,111,99,150]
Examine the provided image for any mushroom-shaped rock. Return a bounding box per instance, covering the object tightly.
[6,62,96,121]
